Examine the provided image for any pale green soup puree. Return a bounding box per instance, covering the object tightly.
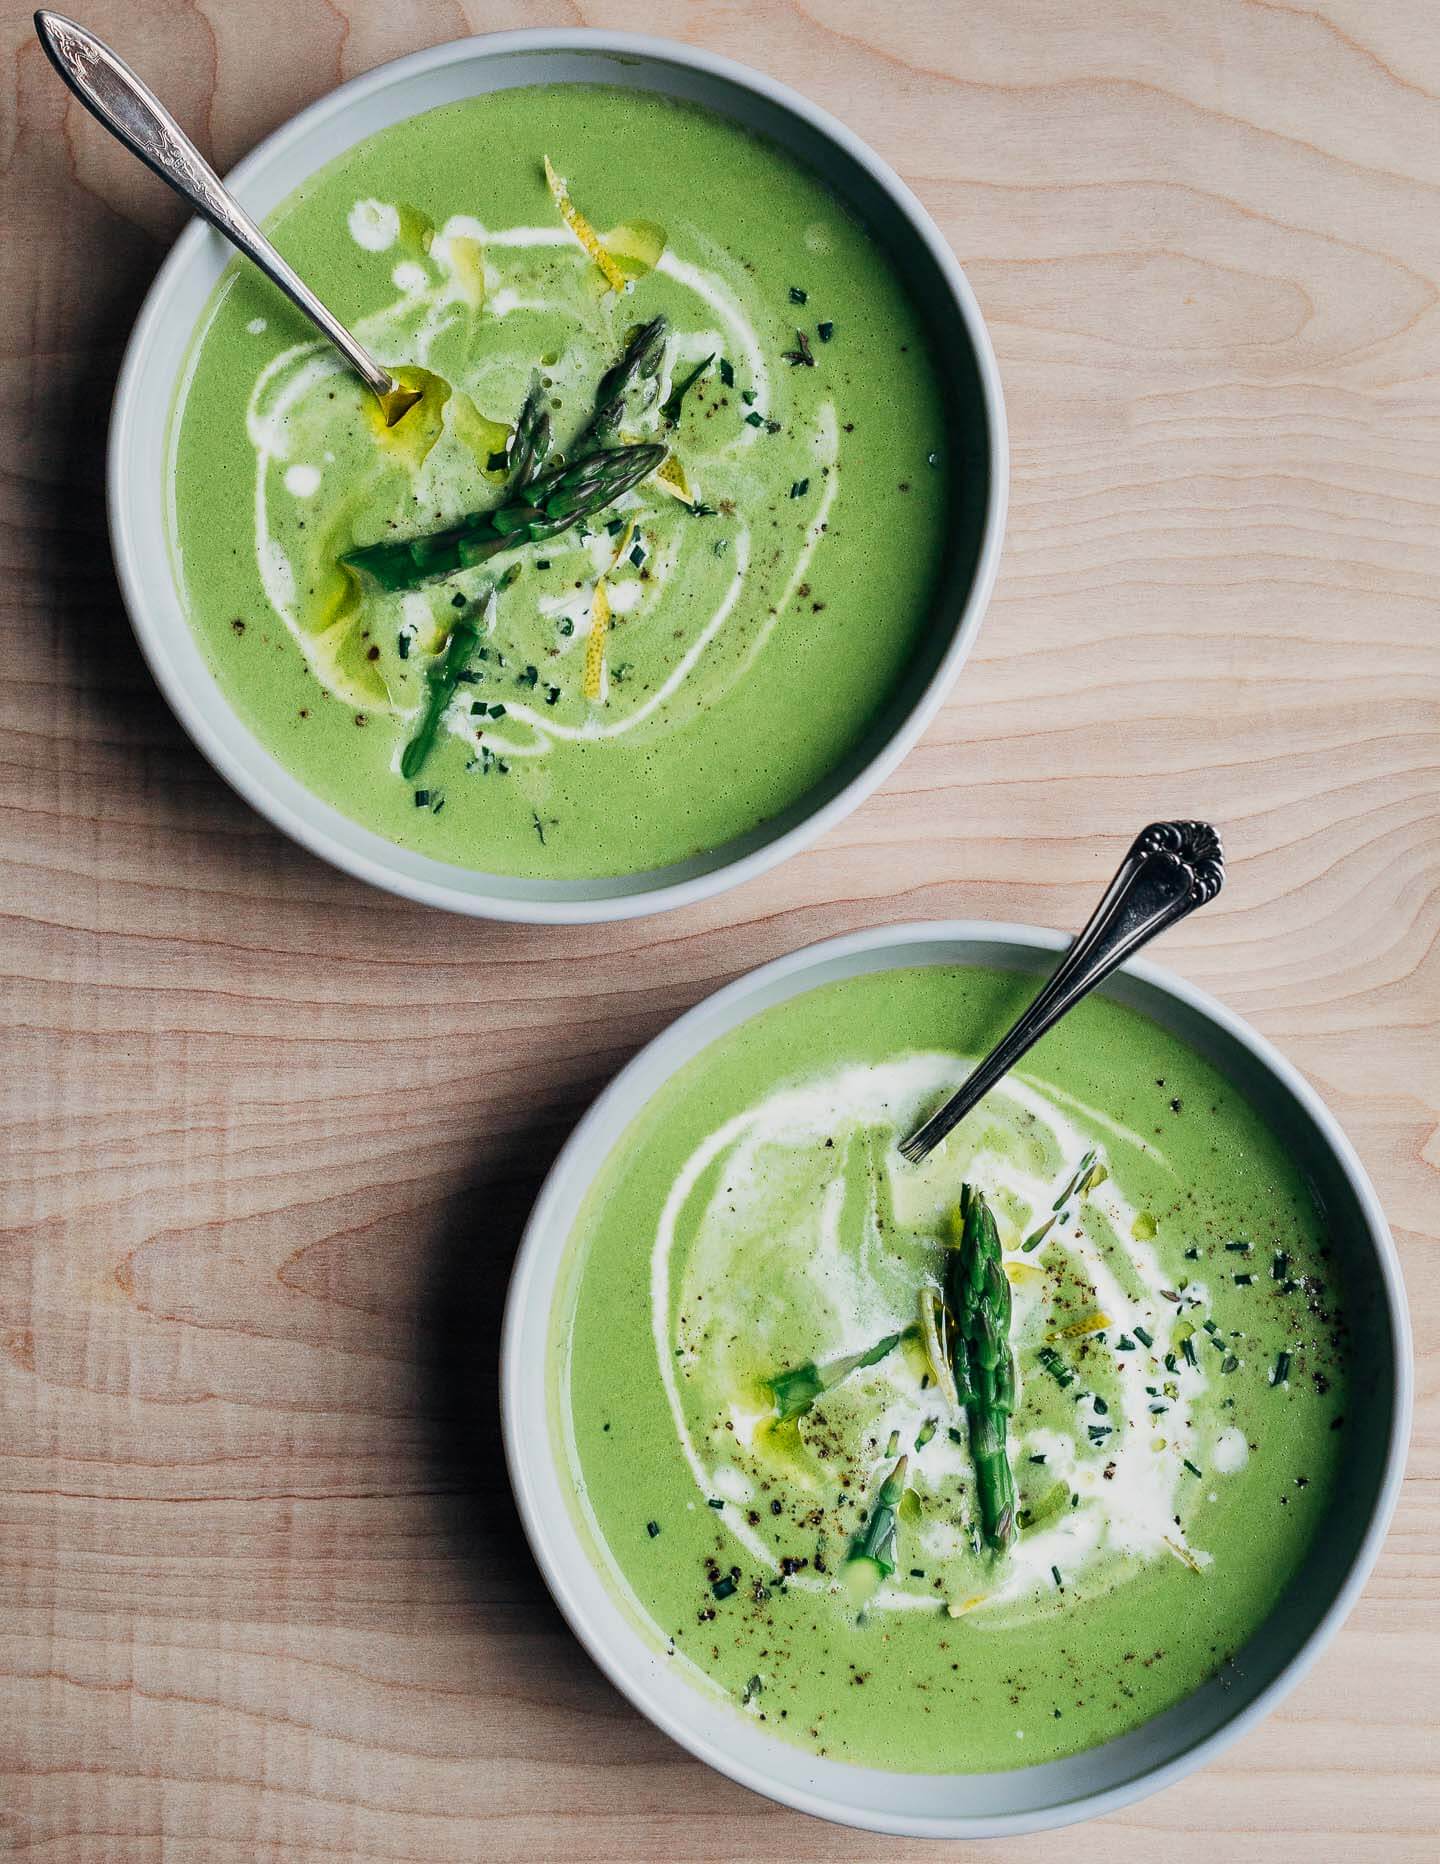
[168,86,965,877]
[555,967,1357,1771]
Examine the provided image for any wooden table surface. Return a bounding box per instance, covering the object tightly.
[3,2,1438,1858]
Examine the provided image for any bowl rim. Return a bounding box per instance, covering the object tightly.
[106,28,1009,923]
[500,918,1412,1837]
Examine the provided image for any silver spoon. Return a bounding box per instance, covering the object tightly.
[900,820,1226,1165]
[34,10,421,427]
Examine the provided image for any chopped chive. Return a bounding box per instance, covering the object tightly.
[711,1576,737,1600]
[545,685,560,706]
[1023,1216,1056,1253]
[451,591,467,608]
[789,478,809,499]
[1133,1326,1154,1349]
[1164,1352,1179,1374]
[741,1673,761,1703]
[1051,1565,1063,1588]
[536,557,550,569]
[1181,1336,1198,1367]
[1087,1424,1112,1443]
[1183,1246,1200,1260]
[1029,1453,1047,1465]
[1272,1251,1291,1280]
[1092,1396,1109,1416]
[630,543,645,568]
[741,389,757,406]
[1037,1345,1074,1389]
[397,632,411,660]
[1183,1458,1202,1478]
[486,449,508,472]
[908,1568,925,1579]
[1225,1241,1252,1254]
[1272,1350,1292,1386]
[646,1520,660,1538]
[559,618,574,636]
[947,1426,965,1445]
[1234,1272,1254,1286]
[788,285,807,304]
[1149,1402,1168,1414]
[817,320,834,342]
[1115,1334,1136,1351]
[413,790,429,807]
[719,357,735,387]
[487,703,506,719]
[1221,1354,1239,1374]
[707,1498,724,1510]
[745,410,764,427]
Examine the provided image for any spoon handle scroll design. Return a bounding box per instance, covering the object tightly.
[899,821,1226,1165]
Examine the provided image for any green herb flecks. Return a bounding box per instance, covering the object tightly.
[661,351,715,425]
[946,1185,1017,1553]
[1036,1344,1074,1389]
[400,617,480,780]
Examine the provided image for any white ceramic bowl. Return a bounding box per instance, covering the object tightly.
[502,921,1411,1838]
[108,31,1006,922]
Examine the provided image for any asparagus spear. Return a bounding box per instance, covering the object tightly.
[945,1184,1018,1552]
[400,616,480,780]
[843,1454,908,1609]
[765,1326,915,1422]
[573,315,669,454]
[507,371,552,490]
[343,443,667,592]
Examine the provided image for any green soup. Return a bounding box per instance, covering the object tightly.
[555,966,1355,1771]
[168,86,960,877]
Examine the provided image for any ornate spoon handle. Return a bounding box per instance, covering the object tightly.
[34,11,418,424]
[899,821,1225,1165]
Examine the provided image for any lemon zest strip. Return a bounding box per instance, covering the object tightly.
[1044,1311,1114,1342]
[544,156,630,294]
[584,579,612,701]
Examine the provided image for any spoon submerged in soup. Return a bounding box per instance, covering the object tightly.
[34,10,423,426]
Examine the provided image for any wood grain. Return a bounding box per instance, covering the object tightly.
[2,1,1438,1857]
